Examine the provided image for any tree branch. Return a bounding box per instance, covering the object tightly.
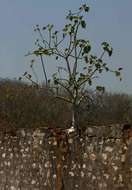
[55,96,72,104]
[40,55,48,87]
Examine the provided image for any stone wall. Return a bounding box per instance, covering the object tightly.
[0,124,131,190]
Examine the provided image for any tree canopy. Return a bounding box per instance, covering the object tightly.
[21,4,122,131]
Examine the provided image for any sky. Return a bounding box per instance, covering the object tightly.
[0,0,132,94]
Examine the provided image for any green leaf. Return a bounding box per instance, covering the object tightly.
[107,46,113,56]
[33,48,52,56]
[70,26,75,33]
[80,4,90,12]
[81,20,86,28]
[79,16,83,20]
[54,31,58,35]
[105,67,109,72]
[85,6,90,12]
[28,74,32,78]
[63,33,66,38]
[30,59,35,64]
[69,74,75,86]
[80,73,86,78]
[54,78,59,85]
[69,16,73,21]
[82,43,91,55]
[99,69,103,73]
[74,20,78,24]
[63,26,68,32]
[96,86,105,92]
[48,24,54,31]
[118,67,123,71]
[115,71,121,77]
[42,26,46,30]
[84,56,88,63]
[101,42,113,56]
[83,45,91,54]
[95,63,101,69]
[88,79,92,85]
[23,72,27,76]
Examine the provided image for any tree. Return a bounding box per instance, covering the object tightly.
[22,4,122,131]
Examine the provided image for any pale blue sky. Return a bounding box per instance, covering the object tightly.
[0,0,132,93]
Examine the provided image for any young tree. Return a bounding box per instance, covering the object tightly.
[23,4,122,131]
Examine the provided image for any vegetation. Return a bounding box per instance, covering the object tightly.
[0,79,131,130]
[21,4,122,131]
[0,4,125,130]
[0,4,131,190]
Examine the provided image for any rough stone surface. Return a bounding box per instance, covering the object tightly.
[0,124,131,189]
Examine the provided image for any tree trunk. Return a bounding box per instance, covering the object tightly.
[55,155,62,190]
[71,103,78,129]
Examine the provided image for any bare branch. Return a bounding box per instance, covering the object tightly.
[23,75,39,87]
[55,96,72,104]
[56,80,74,98]
[73,23,80,75]
[40,55,48,87]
